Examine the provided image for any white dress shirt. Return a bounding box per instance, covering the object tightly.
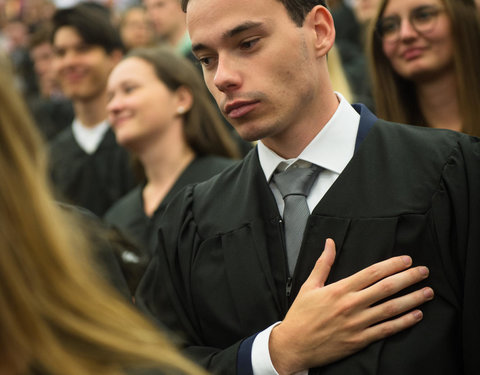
[72,118,110,154]
[252,94,361,374]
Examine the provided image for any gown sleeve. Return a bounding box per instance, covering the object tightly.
[432,134,480,374]
[135,184,244,373]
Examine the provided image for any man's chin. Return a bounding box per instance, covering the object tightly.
[64,89,101,103]
[234,125,268,143]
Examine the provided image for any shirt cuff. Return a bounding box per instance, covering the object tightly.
[251,322,308,375]
[251,322,281,374]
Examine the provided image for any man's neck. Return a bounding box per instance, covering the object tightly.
[73,92,108,128]
[263,91,340,159]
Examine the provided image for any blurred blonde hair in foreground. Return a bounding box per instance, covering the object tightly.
[0,68,206,375]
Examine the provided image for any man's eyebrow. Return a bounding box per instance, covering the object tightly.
[223,21,263,39]
[192,21,264,53]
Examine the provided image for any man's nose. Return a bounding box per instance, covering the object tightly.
[58,50,79,67]
[213,56,241,93]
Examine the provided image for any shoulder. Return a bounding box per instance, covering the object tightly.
[189,155,239,176]
[160,149,257,216]
[49,126,75,149]
[370,120,477,161]
[161,149,264,236]
[104,185,143,224]
[192,150,257,198]
[48,127,82,167]
[365,121,480,197]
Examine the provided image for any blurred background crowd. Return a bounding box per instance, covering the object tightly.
[0,0,479,372]
[2,0,479,147]
[1,0,479,306]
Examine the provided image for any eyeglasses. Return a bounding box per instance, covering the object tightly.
[376,5,444,43]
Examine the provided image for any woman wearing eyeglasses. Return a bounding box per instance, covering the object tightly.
[367,0,480,137]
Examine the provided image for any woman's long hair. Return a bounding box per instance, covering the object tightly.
[367,0,480,136]
[0,69,206,375]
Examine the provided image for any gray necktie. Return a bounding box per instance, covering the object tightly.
[272,164,321,276]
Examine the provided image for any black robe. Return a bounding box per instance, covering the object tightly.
[49,126,136,217]
[104,156,237,294]
[136,108,480,374]
[29,96,74,141]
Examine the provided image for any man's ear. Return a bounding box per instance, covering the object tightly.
[305,5,336,58]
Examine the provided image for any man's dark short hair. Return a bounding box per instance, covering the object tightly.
[51,2,124,54]
[180,0,327,26]
[30,23,53,50]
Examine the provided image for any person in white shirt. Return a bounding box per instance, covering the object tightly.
[49,3,136,216]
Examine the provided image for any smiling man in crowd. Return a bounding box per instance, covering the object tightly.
[49,3,135,216]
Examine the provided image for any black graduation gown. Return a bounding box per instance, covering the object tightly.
[28,96,74,141]
[105,156,237,255]
[49,126,136,216]
[104,156,237,293]
[136,112,480,374]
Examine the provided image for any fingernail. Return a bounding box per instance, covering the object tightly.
[423,287,434,299]
[402,256,412,266]
[419,266,429,277]
[412,310,423,320]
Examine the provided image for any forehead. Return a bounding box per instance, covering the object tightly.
[53,26,84,46]
[31,42,52,53]
[110,57,156,83]
[383,0,442,14]
[124,8,145,20]
[145,0,174,7]
[187,0,289,44]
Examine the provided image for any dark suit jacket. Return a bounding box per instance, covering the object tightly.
[136,106,480,374]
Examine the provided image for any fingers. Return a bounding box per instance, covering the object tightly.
[347,255,413,291]
[362,286,434,328]
[359,265,430,306]
[306,238,336,288]
[362,307,426,345]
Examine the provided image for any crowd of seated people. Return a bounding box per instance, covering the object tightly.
[1,0,479,373]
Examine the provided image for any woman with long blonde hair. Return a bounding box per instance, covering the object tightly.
[0,68,206,375]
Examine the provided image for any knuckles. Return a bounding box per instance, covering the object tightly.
[381,299,400,318]
[378,278,396,295]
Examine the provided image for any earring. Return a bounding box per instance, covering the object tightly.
[177,106,186,114]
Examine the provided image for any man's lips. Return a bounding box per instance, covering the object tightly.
[61,69,87,83]
[224,100,259,119]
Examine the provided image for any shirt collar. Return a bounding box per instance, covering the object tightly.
[258,92,360,182]
[72,119,110,154]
